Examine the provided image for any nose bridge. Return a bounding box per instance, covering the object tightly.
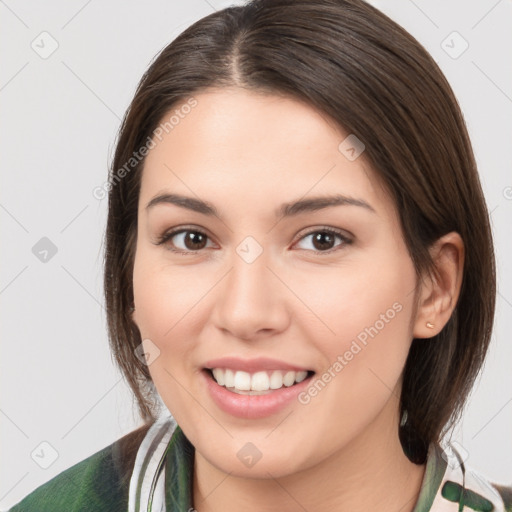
[212,237,287,339]
[225,242,274,313]
[231,243,270,299]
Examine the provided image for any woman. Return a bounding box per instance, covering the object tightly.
[7,0,511,511]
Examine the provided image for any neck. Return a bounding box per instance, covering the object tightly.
[192,406,426,512]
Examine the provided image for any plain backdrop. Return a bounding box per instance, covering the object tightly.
[1,0,511,508]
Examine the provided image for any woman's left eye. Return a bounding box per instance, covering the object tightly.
[294,228,351,253]
[155,227,351,255]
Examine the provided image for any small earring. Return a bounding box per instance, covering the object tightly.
[426,321,434,329]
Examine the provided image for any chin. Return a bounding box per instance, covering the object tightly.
[196,437,315,480]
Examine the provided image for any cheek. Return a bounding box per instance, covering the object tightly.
[131,250,224,401]
[290,254,416,356]
[131,252,210,422]
[291,253,417,414]
[132,250,211,340]
[285,257,416,450]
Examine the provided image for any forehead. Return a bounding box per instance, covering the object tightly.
[138,87,392,220]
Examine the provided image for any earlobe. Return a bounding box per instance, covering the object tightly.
[413,232,464,339]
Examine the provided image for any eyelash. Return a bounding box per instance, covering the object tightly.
[154,225,353,256]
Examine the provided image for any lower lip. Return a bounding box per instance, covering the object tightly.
[201,370,314,419]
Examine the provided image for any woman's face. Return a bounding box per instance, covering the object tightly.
[132,87,420,478]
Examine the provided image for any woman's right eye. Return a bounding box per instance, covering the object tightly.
[156,228,214,254]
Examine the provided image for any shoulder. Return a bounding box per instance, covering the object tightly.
[461,465,512,512]
[5,422,152,512]
[437,443,512,512]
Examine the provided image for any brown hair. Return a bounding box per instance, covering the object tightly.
[103,0,495,464]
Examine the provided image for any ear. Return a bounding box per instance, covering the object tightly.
[413,232,464,339]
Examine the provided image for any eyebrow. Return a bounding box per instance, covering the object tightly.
[145,192,376,218]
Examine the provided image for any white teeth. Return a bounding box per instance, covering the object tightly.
[209,368,311,392]
[295,370,308,383]
[224,369,235,388]
[233,371,251,390]
[251,371,270,391]
[269,370,283,389]
[212,368,224,386]
[283,371,295,387]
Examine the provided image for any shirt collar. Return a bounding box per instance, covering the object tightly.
[164,423,194,511]
[412,442,452,512]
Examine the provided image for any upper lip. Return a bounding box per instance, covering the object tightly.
[203,356,312,373]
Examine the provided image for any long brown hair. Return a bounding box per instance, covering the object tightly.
[103,0,495,464]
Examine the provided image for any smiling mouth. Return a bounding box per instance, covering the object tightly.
[204,368,315,395]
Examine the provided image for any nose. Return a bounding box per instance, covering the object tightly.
[211,248,290,342]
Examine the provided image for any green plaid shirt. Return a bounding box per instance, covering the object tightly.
[6,415,512,512]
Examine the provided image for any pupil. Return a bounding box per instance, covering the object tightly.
[313,232,334,250]
[186,231,206,250]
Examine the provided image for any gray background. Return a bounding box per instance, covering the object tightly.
[1,0,511,508]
